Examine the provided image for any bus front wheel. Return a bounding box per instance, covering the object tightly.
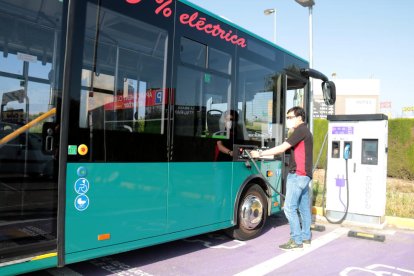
[227,184,268,241]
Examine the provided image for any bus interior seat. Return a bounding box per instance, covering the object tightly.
[206,109,222,134]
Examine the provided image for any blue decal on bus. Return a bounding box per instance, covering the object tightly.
[77,166,88,177]
[74,178,90,194]
[74,194,90,211]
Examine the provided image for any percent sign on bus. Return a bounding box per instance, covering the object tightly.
[155,0,172,17]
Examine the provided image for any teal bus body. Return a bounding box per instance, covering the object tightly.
[64,161,282,264]
[0,0,308,274]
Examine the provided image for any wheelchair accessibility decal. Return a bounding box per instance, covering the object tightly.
[74,169,91,211]
[74,178,90,194]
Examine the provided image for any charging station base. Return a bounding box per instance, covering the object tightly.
[325,210,386,229]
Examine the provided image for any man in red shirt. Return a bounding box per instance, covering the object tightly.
[251,106,313,251]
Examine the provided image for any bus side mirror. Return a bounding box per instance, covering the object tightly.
[322,80,336,105]
[299,68,336,106]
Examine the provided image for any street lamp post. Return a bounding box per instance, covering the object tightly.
[264,8,277,44]
[294,0,316,211]
[294,0,315,133]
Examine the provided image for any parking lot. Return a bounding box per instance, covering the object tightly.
[24,214,414,276]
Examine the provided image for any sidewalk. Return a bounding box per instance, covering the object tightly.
[312,206,414,231]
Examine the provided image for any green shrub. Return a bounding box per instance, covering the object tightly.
[313,119,328,170]
[387,119,414,179]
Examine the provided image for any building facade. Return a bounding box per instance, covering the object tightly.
[313,78,380,118]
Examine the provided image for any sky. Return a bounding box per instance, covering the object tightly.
[188,0,414,118]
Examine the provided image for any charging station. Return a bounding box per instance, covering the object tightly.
[325,114,388,225]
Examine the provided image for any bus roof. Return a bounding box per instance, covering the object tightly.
[180,0,308,64]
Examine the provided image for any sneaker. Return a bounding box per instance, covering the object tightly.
[279,239,303,251]
[303,239,311,247]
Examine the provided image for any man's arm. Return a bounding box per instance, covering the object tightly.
[217,140,233,156]
[250,141,291,158]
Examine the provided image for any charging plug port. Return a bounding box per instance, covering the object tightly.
[343,142,352,160]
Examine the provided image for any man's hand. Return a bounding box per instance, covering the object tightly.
[250,150,260,158]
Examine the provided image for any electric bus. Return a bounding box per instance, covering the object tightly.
[0,0,335,274]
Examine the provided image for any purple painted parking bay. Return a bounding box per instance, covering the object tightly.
[25,214,414,276]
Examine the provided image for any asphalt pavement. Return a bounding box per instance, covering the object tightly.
[24,213,414,276]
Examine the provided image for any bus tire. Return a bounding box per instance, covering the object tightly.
[227,184,268,241]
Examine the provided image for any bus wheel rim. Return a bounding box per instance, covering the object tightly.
[240,194,263,229]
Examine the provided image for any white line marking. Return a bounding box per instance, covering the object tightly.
[234,227,349,276]
[339,267,380,275]
[340,264,414,275]
[366,264,414,275]
[184,233,246,249]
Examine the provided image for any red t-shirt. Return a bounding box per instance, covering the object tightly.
[286,123,313,178]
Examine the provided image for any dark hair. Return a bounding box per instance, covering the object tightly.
[287,106,306,122]
[226,109,239,122]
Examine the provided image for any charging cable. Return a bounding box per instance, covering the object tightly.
[245,150,285,199]
[322,144,350,224]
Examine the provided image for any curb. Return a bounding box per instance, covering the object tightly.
[312,206,414,231]
[385,216,414,230]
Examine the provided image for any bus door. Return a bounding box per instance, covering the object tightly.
[236,53,286,213]
[281,73,309,196]
[0,0,64,264]
[168,1,239,232]
[61,0,172,259]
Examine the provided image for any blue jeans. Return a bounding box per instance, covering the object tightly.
[283,173,312,244]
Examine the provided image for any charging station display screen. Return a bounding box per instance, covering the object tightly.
[361,139,378,165]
